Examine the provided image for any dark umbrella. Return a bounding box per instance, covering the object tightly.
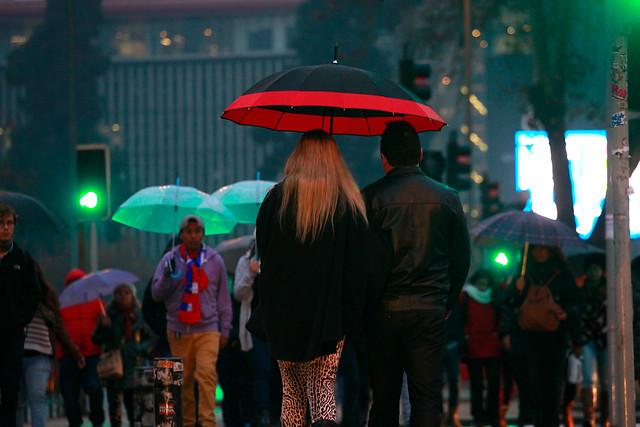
[470,210,588,249]
[221,62,446,136]
[0,190,68,234]
[471,210,590,277]
[213,234,254,276]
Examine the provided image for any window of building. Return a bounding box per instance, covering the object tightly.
[247,28,272,51]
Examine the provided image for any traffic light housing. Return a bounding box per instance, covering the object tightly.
[419,150,445,182]
[76,144,110,221]
[446,140,471,190]
[412,62,432,101]
[399,59,432,101]
[481,180,502,218]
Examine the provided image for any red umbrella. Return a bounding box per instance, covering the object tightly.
[220,63,446,136]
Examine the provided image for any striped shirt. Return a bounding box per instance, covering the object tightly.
[24,316,53,356]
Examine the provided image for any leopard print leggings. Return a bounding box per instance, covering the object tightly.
[277,339,345,427]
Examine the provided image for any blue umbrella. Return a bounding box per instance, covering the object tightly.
[212,179,276,224]
[59,268,140,309]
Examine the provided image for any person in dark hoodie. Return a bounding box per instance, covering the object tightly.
[0,203,41,427]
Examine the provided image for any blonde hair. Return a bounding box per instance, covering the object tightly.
[279,130,368,243]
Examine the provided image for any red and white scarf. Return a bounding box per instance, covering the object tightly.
[178,244,209,324]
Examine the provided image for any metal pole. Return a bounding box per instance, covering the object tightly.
[67,0,79,269]
[89,221,98,272]
[605,125,617,427]
[463,0,472,148]
[607,28,636,426]
[463,0,476,213]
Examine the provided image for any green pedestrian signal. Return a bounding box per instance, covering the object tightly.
[493,251,509,267]
[79,191,99,209]
[76,144,110,221]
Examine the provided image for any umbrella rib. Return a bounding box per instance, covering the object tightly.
[272,109,287,131]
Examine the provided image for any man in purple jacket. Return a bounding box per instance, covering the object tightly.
[152,214,232,427]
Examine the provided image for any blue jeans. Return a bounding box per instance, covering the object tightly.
[16,354,52,427]
[582,340,608,388]
[59,354,105,427]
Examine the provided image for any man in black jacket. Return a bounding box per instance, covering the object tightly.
[0,203,41,426]
[362,122,471,427]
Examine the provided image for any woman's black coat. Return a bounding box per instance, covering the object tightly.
[247,184,392,362]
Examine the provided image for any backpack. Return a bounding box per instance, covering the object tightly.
[518,271,563,332]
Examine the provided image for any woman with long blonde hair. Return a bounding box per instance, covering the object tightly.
[247,129,391,427]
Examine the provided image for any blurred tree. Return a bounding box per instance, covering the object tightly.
[293,0,606,229]
[522,0,605,229]
[292,0,425,75]
[3,0,108,220]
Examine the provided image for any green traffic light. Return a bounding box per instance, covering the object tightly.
[494,251,509,266]
[79,191,99,209]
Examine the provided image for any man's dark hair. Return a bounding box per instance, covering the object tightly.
[380,121,421,166]
[584,252,606,271]
[0,204,18,225]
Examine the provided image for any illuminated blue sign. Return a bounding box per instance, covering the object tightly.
[515,130,610,239]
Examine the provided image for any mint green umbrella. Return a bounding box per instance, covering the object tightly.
[212,179,277,224]
[112,185,237,235]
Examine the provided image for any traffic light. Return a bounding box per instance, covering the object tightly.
[76,144,110,221]
[446,139,471,190]
[399,59,432,101]
[481,180,502,218]
[412,62,432,101]
[419,150,445,182]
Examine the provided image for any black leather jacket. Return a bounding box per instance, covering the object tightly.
[362,166,471,312]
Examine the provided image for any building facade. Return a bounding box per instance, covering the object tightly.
[0,0,303,263]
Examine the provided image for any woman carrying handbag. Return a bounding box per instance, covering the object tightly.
[92,283,152,427]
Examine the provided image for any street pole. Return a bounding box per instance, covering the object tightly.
[606,26,635,427]
[90,221,98,272]
[67,0,79,269]
[463,0,474,212]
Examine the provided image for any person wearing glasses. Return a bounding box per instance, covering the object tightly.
[0,203,41,426]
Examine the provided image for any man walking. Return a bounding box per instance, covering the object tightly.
[0,203,41,426]
[152,214,232,427]
[362,122,471,426]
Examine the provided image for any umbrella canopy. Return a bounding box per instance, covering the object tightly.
[470,210,588,248]
[212,180,276,224]
[221,63,446,136]
[112,185,237,235]
[59,268,140,308]
[0,190,67,235]
[213,234,254,275]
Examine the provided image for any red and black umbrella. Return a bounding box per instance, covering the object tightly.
[220,63,446,136]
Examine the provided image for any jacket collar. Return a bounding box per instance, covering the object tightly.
[385,165,424,178]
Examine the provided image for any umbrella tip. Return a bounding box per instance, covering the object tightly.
[333,43,338,64]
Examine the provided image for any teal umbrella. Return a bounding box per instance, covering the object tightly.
[212,179,276,224]
[112,185,237,235]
